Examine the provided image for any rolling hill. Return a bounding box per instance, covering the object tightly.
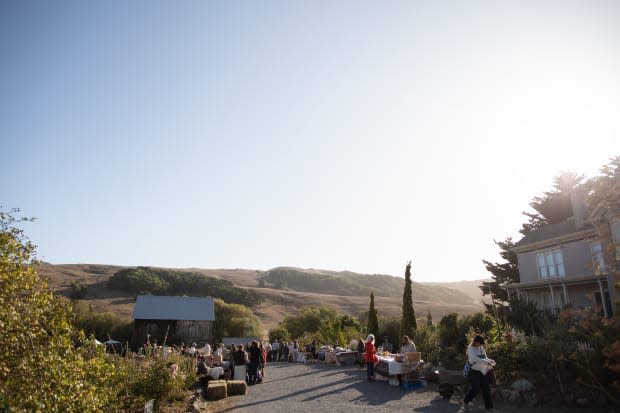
[37,263,487,335]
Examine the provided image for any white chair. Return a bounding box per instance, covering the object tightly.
[233,364,247,381]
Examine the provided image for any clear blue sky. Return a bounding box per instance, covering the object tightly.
[1,1,619,282]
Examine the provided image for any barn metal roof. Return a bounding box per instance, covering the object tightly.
[132,295,215,321]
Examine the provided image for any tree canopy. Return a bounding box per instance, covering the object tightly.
[520,171,584,235]
[0,210,124,412]
[108,266,264,306]
[400,261,417,338]
[367,291,379,335]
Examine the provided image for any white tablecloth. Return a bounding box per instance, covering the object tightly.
[377,356,421,375]
[207,366,224,379]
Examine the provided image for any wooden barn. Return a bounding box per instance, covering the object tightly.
[132,295,215,348]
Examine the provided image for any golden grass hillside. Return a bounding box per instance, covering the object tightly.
[38,263,487,335]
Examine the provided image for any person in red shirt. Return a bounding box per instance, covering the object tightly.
[363,334,377,380]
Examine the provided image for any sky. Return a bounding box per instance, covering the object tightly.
[1,1,619,282]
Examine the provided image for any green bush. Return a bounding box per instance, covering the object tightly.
[268,326,291,342]
[413,324,440,365]
[69,280,88,299]
[74,302,133,342]
[435,312,496,369]
[0,210,126,412]
[275,305,362,346]
[213,299,262,342]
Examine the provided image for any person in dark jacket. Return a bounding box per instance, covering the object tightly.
[247,341,262,385]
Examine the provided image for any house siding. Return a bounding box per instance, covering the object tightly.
[563,240,596,276]
[516,238,596,283]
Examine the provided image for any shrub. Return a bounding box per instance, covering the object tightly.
[213,299,262,342]
[69,280,88,299]
[74,303,133,342]
[0,210,126,412]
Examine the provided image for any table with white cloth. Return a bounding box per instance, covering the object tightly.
[290,350,306,363]
[375,356,424,381]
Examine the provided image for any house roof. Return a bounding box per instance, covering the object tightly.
[512,220,595,252]
[132,295,215,321]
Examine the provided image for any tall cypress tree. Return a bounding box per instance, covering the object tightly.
[400,261,416,338]
[367,291,379,335]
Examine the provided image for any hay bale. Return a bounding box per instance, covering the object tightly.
[227,380,248,396]
[206,380,228,400]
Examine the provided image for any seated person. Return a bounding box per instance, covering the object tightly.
[197,356,209,375]
[381,337,393,353]
[399,335,416,354]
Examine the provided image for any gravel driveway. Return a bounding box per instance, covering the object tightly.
[205,362,611,413]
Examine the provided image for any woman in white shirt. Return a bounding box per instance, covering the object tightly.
[463,335,494,411]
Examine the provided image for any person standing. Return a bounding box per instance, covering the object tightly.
[271,339,280,362]
[282,341,290,362]
[357,337,365,367]
[363,334,377,381]
[258,342,267,380]
[381,337,393,353]
[247,341,262,385]
[399,335,416,354]
[232,345,247,381]
[463,335,495,411]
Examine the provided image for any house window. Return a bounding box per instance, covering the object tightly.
[591,241,606,274]
[537,248,565,279]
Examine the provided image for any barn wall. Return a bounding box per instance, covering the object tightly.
[176,320,213,345]
[132,319,213,349]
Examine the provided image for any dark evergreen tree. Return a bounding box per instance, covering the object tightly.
[520,171,584,234]
[586,156,620,210]
[480,238,520,311]
[367,291,379,335]
[400,261,417,338]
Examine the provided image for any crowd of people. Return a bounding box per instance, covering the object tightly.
[142,333,495,411]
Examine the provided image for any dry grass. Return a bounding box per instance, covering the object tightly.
[37,263,485,336]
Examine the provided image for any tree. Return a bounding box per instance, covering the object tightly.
[69,280,88,299]
[268,326,291,343]
[586,155,620,209]
[367,292,379,335]
[0,209,125,412]
[520,171,584,235]
[480,238,520,312]
[213,299,262,342]
[377,316,400,347]
[400,261,417,338]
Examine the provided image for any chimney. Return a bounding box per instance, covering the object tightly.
[570,189,587,229]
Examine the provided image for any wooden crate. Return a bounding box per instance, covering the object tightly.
[405,352,421,362]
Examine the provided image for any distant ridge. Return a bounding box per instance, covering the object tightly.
[38,263,486,335]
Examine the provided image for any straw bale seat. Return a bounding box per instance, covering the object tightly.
[206,380,228,400]
[226,380,248,396]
